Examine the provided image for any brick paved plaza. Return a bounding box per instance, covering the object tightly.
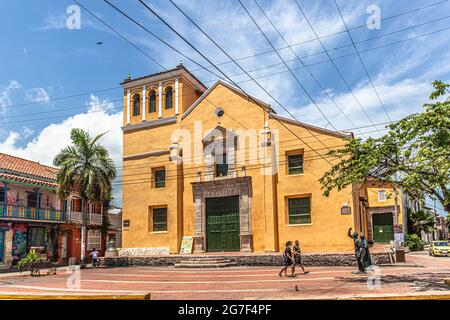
[0,252,449,300]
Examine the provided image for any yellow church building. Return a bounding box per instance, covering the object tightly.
[120,64,405,255]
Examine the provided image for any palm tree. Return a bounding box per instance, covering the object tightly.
[408,209,436,235]
[54,128,116,265]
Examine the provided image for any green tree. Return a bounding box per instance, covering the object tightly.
[54,128,116,264]
[320,81,450,214]
[407,209,435,235]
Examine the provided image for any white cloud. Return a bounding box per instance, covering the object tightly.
[0,95,123,206]
[290,78,431,136]
[0,80,21,115]
[25,87,50,103]
[34,12,67,31]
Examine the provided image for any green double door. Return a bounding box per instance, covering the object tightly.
[206,196,240,252]
[373,213,394,243]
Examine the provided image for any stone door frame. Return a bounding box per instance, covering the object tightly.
[366,205,395,241]
[191,177,253,253]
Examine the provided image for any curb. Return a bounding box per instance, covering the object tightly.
[0,293,151,300]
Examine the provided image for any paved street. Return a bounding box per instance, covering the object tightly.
[0,252,448,300]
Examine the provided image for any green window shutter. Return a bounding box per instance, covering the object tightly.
[154,169,165,188]
[288,197,311,224]
[153,208,167,232]
[288,154,304,175]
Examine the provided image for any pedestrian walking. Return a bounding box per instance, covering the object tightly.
[348,227,365,273]
[90,248,99,269]
[291,240,309,275]
[278,241,294,277]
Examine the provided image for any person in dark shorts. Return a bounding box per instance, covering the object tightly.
[291,240,309,275]
[278,241,294,277]
[90,248,99,268]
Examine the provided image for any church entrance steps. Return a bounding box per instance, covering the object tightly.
[174,256,237,268]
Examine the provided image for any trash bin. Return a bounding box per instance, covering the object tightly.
[395,248,406,263]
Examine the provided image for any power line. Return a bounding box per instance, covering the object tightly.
[293,0,385,135]
[114,124,391,172]
[235,0,339,132]
[1,86,120,110]
[188,0,450,73]
[137,0,335,166]
[249,0,367,138]
[2,0,446,111]
[333,0,392,122]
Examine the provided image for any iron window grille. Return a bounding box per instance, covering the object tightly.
[288,153,304,175]
[165,87,173,109]
[288,197,311,224]
[149,91,156,113]
[153,208,167,232]
[133,95,140,116]
[154,169,166,188]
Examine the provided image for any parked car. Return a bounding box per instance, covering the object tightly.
[429,241,450,257]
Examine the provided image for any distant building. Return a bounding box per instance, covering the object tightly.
[0,152,106,267]
[107,206,122,248]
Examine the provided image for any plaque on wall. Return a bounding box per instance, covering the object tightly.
[341,206,351,215]
[180,236,193,254]
[123,219,130,228]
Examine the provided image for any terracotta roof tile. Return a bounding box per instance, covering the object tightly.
[0,153,58,186]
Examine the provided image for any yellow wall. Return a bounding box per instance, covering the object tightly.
[366,186,403,225]
[122,79,356,254]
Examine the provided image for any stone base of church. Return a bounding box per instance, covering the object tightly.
[102,252,391,267]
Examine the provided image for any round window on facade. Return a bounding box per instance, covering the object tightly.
[214,107,224,118]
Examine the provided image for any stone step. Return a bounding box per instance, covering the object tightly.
[177,255,235,261]
[177,259,232,265]
[174,262,237,268]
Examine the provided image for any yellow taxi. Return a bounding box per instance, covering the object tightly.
[429,241,450,257]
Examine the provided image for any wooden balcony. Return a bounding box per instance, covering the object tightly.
[88,213,102,225]
[0,202,65,223]
[67,211,83,224]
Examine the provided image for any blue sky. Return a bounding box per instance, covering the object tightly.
[0,0,449,214]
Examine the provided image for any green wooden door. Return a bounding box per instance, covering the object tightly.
[0,231,4,263]
[373,213,394,243]
[206,196,240,252]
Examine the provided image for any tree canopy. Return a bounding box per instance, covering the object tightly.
[53,128,117,202]
[320,81,450,214]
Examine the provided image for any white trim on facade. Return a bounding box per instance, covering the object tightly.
[126,89,131,124]
[175,77,179,115]
[142,86,146,121]
[158,81,162,118]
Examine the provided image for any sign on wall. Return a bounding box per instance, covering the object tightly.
[180,236,193,254]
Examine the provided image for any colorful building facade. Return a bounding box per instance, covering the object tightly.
[120,65,381,255]
[0,153,106,267]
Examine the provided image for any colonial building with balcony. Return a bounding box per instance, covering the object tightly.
[0,153,106,267]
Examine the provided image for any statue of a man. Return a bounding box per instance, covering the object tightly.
[348,227,365,274]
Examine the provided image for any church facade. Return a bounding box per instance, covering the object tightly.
[121,64,375,254]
